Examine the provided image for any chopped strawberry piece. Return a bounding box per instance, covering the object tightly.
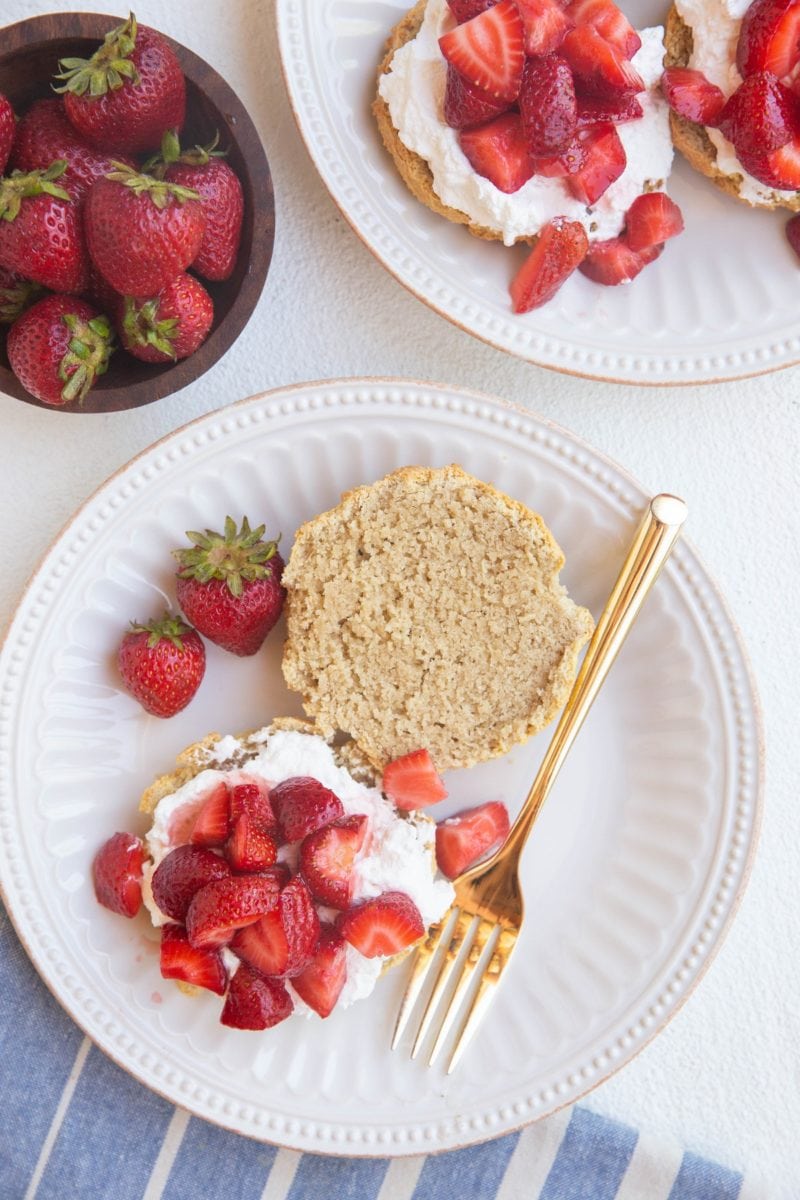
[439,0,525,101]
[220,964,294,1030]
[300,814,368,909]
[509,217,589,312]
[185,873,281,949]
[232,875,321,977]
[718,72,800,156]
[786,212,800,258]
[562,26,644,96]
[93,832,145,918]
[625,193,684,251]
[382,749,448,811]
[160,923,228,995]
[660,68,726,126]
[565,0,641,59]
[292,925,348,1018]
[519,55,578,156]
[460,112,536,192]
[231,907,289,975]
[189,780,230,848]
[447,0,498,22]
[515,0,574,56]
[576,92,643,127]
[579,236,663,285]
[737,0,800,79]
[226,812,278,872]
[151,844,231,922]
[228,779,275,830]
[435,802,511,879]
[337,891,425,958]
[567,123,626,203]
[739,136,800,186]
[533,136,587,175]
[269,776,344,842]
[444,65,512,128]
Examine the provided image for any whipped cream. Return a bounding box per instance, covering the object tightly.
[674,0,798,205]
[378,0,674,245]
[142,729,454,1012]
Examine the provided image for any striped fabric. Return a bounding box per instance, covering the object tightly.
[0,905,764,1200]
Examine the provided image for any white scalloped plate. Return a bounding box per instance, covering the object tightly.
[276,0,800,384]
[0,380,761,1154]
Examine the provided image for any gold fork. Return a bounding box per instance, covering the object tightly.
[391,493,688,1073]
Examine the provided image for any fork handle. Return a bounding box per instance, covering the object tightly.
[503,493,688,858]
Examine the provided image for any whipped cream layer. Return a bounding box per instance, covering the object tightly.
[378,0,674,245]
[675,0,797,205]
[142,729,454,1012]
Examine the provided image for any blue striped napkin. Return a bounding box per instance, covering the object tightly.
[0,904,764,1200]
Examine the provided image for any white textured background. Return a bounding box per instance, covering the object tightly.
[0,0,797,1194]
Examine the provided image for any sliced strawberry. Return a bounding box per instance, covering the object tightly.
[565,0,641,59]
[576,91,643,127]
[269,776,344,842]
[220,964,294,1030]
[189,780,230,848]
[382,749,448,811]
[519,55,578,156]
[439,0,525,102]
[739,136,800,186]
[93,832,145,918]
[292,925,348,1018]
[562,26,644,96]
[447,0,498,22]
[567,123,626,203]
[231,907,289,975]
[444,65,512,128]
[718,72,800,156]
[151,844,231,922]
[435,801,510,879]
[579,236,663,284]
[786,211,800,258]
[299,814,368,910]
[226,812,278,872]
[185,873,281,949]
[533,136,587,175]
[231,874,321,977]
[516,0,574,56]
[737,0,800,80]
[228,779,276,831]
[660,67,726,126]
[160,923,228,995]
[625,193,684,251]
[460,112,536,192]
[509,217,589,312]
[337,891,425,958]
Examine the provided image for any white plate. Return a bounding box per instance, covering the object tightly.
[277,0,800,385]
[0,380,762,1154]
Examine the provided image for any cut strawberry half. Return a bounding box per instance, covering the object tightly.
[737,0,800,80]
[519,55,578,157]
[292,925,348,1018]
[232,875,321,978]
[786,212,800,258]
[299,814,368,910]
[269,776,344,842]
[567,123,626,203]
[93,832,145,918]
[220,964,294,1030]
[444,65,512,128]
[579,236,663,284]
[739,136,800,186]
[160,923,228,996]
[515,0,574,56]
[447,0,498,20]
[435,801,511,880]
[460,112,536,192]
[439,0,525,102]
[660,68,726,126]
[185,873,281,949]
[337,891,425,958]
[382,749,448,811]
[189,780,230,848]
[151,844,231,922]
[576,92,643,127]
[226,812,278,872]
[228,779,276,831]
[718,72,800,156]
[561,26,644,96]
[624,193,684,252]
[509,217,589,312]
[565,0,641,59]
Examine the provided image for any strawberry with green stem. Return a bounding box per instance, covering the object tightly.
[0,161,88,294]
[119,271,214,363]
[7,294,115,407]
[117,612,205,717]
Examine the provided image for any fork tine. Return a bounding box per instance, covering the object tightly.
[391,908,456,1050]
[411,908,475,1059]
[428,916,496,1066]
[446,926,518,1074]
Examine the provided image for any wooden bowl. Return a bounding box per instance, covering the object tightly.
[0,12,274,413]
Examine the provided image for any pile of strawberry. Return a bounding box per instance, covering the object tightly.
[437,0,684,309]
[661,0,800,260]
[93,749,512,1029]
[0,14,245,407]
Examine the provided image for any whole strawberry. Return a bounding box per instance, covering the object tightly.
[119,272,214,362]
[7,294,115,406]
[0,267,43,325]
[10,98,137,205]
[0,162,88,294]
[118,613,205,718]
[174,517,286,657]
[0,93,15,176]
[84,165,205,294]
[55,14,185,155]
[149,131,244,282]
